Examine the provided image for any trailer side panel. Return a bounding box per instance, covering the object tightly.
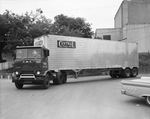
[34,35,138,70]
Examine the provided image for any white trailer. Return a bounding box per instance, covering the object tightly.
[34,35,139,78]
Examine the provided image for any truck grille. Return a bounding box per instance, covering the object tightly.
[19,74,36,80]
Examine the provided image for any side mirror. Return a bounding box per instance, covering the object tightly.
[46,50,49,56]
[44,50,49,57]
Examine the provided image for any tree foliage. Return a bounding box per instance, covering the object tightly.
[139,52,150,66]
[0,9,52,48]
[51,14,93,38]
[0,9,93,62]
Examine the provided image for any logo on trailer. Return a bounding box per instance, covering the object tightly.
[57,40,76,48]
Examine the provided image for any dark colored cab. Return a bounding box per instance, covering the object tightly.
[12,46,49,89]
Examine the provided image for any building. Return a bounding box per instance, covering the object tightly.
[95,28,122,40]
[95,0,150,52]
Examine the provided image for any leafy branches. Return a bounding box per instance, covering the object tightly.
[51,14,93,38]
[0,9,93,50]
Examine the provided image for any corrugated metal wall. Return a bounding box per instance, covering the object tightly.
[36,35,139,70]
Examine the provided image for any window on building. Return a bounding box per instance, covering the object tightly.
[96,37,102,39]
[103,35,111,40]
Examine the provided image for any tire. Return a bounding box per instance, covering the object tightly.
[110,71,117,78]
[130,68,138,77]
[123,68,131,78]
[145,96,150,106]
[15,82,23,89]
[53,71,63,85]
[62,71,67,83]
[42,74,50,89]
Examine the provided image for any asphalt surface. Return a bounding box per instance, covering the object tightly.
[0,75,150,119]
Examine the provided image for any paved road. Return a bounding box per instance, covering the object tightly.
[0,75,150,119]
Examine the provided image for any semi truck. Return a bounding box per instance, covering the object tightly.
[12,35,139,89]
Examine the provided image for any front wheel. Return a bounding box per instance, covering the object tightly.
[145,96,150,106]
[15,82,23,89]
[42,74,50,89]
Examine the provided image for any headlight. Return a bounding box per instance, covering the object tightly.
[36,71,40,75]
[15,71,19,75]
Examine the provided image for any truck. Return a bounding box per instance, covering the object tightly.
[12,35,139,89]
[121,77,150,106]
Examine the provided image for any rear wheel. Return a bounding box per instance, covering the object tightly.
[15,82,23,89]
[123,68,131,78]
[110,71,118,78]
[62,71,67,83]
[130,68,138,77]
[53,71,63,85]
[145,96,150,106]
[42,74,50,89]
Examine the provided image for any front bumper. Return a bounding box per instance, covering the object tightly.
[12,74,45,84]
[121,89,126,95]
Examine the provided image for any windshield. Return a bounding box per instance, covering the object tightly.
[16,48,42,59]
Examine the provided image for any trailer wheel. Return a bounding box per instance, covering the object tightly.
[15,82,23,89]
[145,96,150,106]
[130,68,138,77]
[42,74,50,89]
[123,68,131,78]
[53,71,63,85]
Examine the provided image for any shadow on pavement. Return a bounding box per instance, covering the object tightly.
[19,83,55,90]
[125,98,149,107]
[66,76,123,84]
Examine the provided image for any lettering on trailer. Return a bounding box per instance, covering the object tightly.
[57,40,76,48]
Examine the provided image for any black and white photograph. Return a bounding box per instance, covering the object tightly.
[0,0,150,119]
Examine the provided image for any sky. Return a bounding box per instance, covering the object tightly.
[0,0,122,31]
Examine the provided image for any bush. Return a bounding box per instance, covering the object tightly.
[139,52,150,66]
[139,52,150,74]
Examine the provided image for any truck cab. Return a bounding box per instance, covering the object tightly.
[12,46,49,89]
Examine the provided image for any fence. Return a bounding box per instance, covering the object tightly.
[0,73,12,79]
[0,62,13,79]
[0,62,13,70]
